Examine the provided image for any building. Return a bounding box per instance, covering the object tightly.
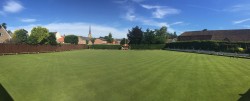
[58,36,65,44]
[94,38,107,44]
[0,25,12,43]
[78,36,87,44]
[178,29,250,42]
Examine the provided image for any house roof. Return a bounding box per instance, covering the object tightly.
[0,25,12,38]
[58,36,64,43]
[179,29,250,42]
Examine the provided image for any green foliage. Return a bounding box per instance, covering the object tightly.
[86,40,89,45]
[155,26,167,44]
[237,47,244,53]
[120,38,129,45]
[127,26,143,44]
[90,45,121,49]
[46,32,58,45]
[64,35,79,44]
[104,33,114,43]
[12,29,28,44]
[130,44,165,50]
[28,26,49,45]
[143,29,155,44]
[167,31,178,39]
[90,38,96,44]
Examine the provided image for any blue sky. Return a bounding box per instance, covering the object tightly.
[1,0,250,38]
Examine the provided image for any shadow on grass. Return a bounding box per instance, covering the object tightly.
[238,88,250,101]
[0,83,14,101]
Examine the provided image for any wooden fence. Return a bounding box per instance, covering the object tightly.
[0,44,87,54]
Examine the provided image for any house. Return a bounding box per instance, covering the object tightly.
[167,38,177,43]
[0,25,12,43]
[58,36,65,43]
[112,39,122,45]
[178,29,250,42]
[78,36,87,44]
[94,38,107,44]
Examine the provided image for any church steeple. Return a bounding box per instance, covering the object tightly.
[88,25,92,39]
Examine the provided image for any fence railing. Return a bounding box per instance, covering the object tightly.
[0,44,87,54]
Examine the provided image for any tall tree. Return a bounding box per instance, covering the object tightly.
[173,32,177,38]
[155,26,167,44]
[28,26,49,45]
[127,26,143,44]
[12,29,28,44]
[143,29,155,44]
[104,33,114,43]
[64,35,79,44]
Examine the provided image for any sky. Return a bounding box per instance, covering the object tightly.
[1,0,250,38]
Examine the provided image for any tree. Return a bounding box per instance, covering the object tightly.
[104,33,114,43]
[120,38,129,45]
[155,26,167,44]
[90,38,96,45]
[12,29,28,44]
[142,29,155,44]
[1,23,7,29]
[127,26,143,44]
[64,35,79,44]
[46,32,58,45]
[173,32,177,38]
[28,26,49,45]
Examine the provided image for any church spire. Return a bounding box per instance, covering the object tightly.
[88,25,92,39]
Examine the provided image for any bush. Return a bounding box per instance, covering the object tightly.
[130,44,165,50]
[90,45,121,49]
[64,35,78,44]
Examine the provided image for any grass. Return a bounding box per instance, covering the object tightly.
[0,50,250,101]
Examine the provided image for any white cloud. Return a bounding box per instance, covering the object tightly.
[141,4,180,18]
[9,22,128,38]
[227,4,250,12]
[139,18,169,27]
[233,18,250,24]
[21,18,37,23]
[124,8,136,21]
[3,0,24,13]
[170,22,184,26]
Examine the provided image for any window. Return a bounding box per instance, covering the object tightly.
[0,33,2,37]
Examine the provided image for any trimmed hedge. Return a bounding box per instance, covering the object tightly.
[89,45,121,49]
[130,44,165,50]
[88,44,165,50]
[165,41,250,53]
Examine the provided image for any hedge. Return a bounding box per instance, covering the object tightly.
[89,45,121,49]
[165,41,250,53]
[130,44,165,50]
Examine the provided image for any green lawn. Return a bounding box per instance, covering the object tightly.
[0,50,250,101]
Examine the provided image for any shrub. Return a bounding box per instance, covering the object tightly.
[130,44,165,50]
[90,45,121,49]
[64,35,79,44]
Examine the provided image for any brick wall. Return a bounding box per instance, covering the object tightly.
[0,44,87,54]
